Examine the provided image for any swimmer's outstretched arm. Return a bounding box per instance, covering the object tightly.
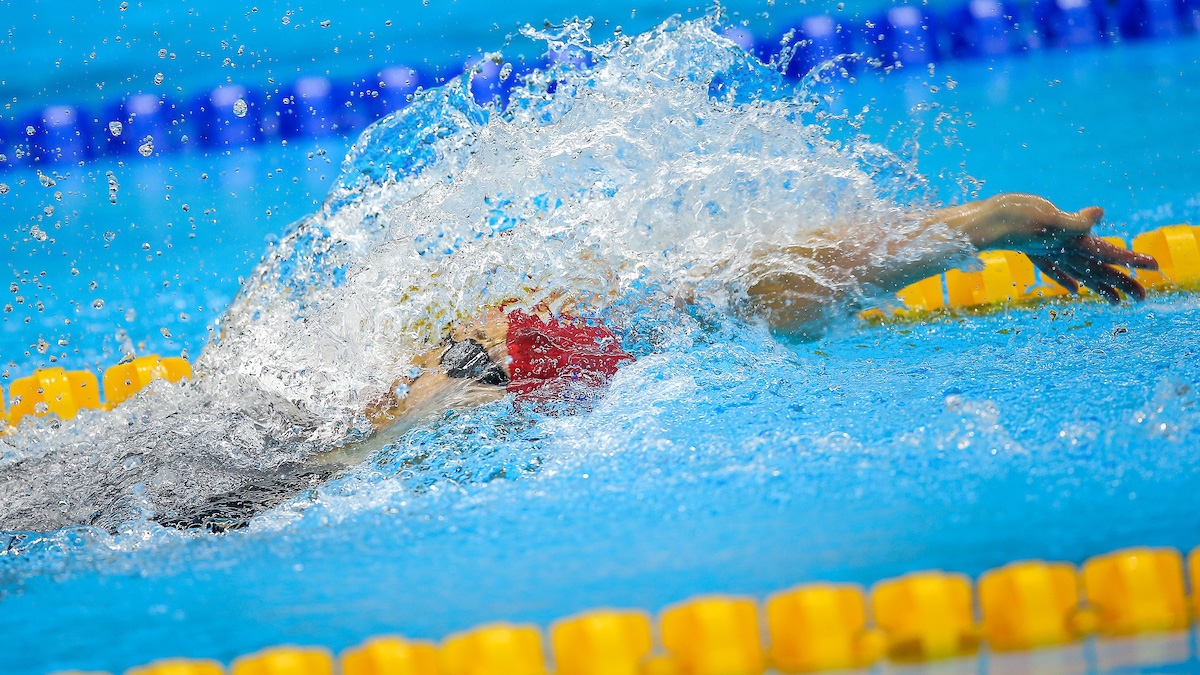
[743,193,1159,336]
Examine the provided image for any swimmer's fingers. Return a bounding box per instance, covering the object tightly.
[1088,261,1148,302]
[1029,255,1080,294]
[1061,256,1147,304]
[1071,234,1159,270]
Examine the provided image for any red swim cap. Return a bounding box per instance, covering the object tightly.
[505,309,633,397]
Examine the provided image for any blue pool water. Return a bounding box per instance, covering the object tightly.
[3,3,1200,675]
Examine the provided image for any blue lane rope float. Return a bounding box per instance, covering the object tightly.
[43,545,1200,674]
[3,0,1199,168]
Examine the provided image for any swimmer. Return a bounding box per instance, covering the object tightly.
[160,193,1157,531]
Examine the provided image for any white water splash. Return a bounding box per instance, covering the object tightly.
[1,15,949,535]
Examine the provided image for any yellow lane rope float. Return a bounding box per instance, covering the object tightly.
[1,355,191,433]
[49,545,1200,675]
[871,223,1200,319]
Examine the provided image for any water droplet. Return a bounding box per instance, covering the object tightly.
[233,98,248,117]
[108,121,123,137]
[138,137,154,156]
[34,401,49,414]
[92,299,105,309]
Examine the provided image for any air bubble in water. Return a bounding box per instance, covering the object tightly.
[138,137,154,156]
[158,48,167,58]
[103,231,116,242]
[281,15,291,24]
[109,121,123,137]
[34,401,49,414]
[119,1,129,9]
[161,328,172,338]
[0,183,8,194]
[92,299,105,309]
[30,225,47,242]
[154,72,164,85]
[233,99,248,117]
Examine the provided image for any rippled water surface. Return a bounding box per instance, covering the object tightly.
[2,12,1200,675]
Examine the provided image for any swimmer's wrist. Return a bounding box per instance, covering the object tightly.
[951,196,1014,251]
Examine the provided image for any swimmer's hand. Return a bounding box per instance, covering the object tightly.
[952,193,1159,304]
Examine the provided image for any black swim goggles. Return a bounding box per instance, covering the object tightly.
[439,338,509,387]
